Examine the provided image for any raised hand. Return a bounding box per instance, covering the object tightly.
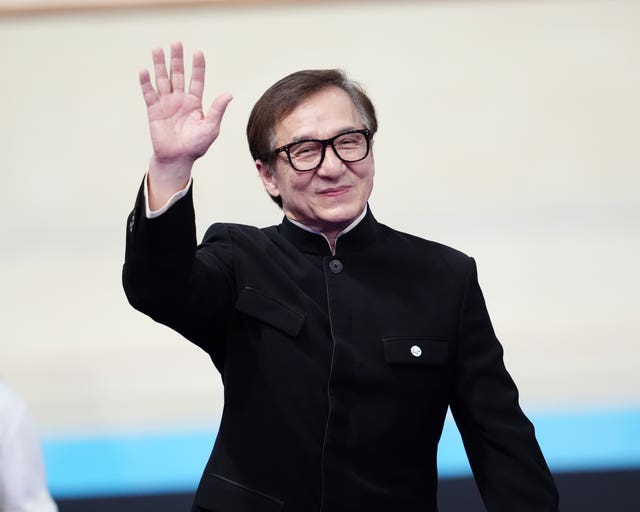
[139,41,232,207]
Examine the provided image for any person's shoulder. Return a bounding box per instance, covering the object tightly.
[0,380,25,410]
[376,222,471,267]
[201,222,278,245]
[0,380,30,431]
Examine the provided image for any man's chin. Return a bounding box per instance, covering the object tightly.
[316,207,361,229]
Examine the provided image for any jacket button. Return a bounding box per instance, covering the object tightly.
[410,345,422,357]
[328,259,343,274]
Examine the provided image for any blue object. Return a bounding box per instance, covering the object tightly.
[43,408,640,498]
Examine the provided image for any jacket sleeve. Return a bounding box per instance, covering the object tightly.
[122,180,235,368]
[450,257,559,512]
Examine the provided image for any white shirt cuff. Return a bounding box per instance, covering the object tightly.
[143,173,192,219]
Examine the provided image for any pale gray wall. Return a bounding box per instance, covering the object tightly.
[1,0,639,434]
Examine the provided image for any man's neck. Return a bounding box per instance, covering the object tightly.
[286,206,368,255]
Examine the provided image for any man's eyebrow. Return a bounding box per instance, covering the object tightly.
[287,127,360,144]
[288,134,315,143]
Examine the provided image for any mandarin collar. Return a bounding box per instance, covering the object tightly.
[278,205,379,256]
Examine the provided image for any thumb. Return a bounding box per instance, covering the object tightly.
[206,92,233,127]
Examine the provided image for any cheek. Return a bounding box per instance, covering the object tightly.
[281,174,314,204]
[356,162,375,190]
[293,172,316,189]
[364,177,374,198]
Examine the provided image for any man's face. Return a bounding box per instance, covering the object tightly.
[257,86,375,236]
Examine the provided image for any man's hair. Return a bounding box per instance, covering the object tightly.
[246,69,378,208]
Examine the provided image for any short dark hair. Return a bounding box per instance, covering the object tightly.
[247,69,378,207]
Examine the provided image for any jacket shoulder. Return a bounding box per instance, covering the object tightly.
[201,222,275,243]
[377,222,471,269]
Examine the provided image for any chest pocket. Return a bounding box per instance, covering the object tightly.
[235,286,305,338]
[383,336,449,365]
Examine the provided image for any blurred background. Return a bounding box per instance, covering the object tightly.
[1,0,639,510]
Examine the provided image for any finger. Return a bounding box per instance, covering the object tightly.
[205,93,234,133]
[152,47,171,94]
[169,41,185,92]
[139,69,159,107]
[188,50,206,100]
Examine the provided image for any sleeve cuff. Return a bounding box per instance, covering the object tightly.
[144,173,193,219]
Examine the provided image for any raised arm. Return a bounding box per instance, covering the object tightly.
[139,41,233,209]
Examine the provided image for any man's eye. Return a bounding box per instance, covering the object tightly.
[336,133,365,148]
[291,143,319,158]
[337,137,358,147]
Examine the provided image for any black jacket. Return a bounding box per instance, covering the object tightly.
[123,184,559,512]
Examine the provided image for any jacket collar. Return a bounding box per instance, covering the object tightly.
[278,205,379,256]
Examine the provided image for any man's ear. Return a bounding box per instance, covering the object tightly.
[256,159,280,198]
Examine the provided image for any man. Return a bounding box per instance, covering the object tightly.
[123,41,559,511]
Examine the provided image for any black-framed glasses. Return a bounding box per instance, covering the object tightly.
[273,129,371,172]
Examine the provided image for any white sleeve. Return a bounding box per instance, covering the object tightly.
[144,173,193,219]
[0,382,58,512]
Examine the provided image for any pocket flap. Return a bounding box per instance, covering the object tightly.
[383,337,449,364]
[235,286,305,337]
[194,473,284,512]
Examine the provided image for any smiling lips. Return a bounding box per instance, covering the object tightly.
[318,185,351,197]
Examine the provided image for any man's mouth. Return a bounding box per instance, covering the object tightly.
[318,185,350,197]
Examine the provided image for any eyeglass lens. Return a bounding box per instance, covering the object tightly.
[288,131,368,171]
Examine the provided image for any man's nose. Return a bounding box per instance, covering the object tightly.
[315,146,345,178]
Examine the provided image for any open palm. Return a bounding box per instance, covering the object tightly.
[140,42,232,165]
